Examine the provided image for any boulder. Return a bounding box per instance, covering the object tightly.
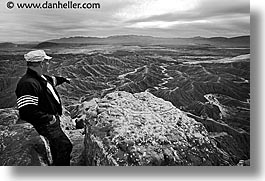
[60,107,76,130]
[68,129,85,166]
[0,107,81,166]
[83,91,234,166]
[0,108,19,126]
[59,108,86,166]
[0,108,49,166]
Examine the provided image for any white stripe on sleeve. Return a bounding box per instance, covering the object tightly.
[17,95,39,109]
[17,96,38,104]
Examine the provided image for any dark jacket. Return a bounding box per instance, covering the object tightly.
[15,68,67,126]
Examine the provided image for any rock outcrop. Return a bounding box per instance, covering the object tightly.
[0,108,49,166]
[0,107,84,166]
[0,91,250,166]
[82,91,244,166]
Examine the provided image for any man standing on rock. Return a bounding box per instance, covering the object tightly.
[15,50,72,166]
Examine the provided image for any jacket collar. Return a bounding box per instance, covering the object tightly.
[26,68,61,105]
[26,68,42,80]
[27,68,49,82]
[26,68,50,87]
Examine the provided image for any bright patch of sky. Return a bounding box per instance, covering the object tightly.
[0,0,249,42]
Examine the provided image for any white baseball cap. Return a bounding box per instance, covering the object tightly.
[24,50,52,62]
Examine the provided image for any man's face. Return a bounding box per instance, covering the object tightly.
[41,59,50,74]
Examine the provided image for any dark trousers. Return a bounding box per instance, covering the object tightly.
[34,119,73,166]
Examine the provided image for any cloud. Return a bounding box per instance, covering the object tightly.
[114,0,199,21]
[126,0,249,23]
[0,0,250,41]
[126,20,210,29]
[122,0,249,37]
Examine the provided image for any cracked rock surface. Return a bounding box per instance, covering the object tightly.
[83,91,241,166]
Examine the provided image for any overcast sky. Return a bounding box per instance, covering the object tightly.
[0,0,249,42]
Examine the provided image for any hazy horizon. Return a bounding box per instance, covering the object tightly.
[0,0,250,42]
[0,33,251,44]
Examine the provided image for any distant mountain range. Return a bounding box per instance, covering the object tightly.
[0,35,250,49]
[0,42,18,48]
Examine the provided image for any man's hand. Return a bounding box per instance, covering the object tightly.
[54,76,71,85]
[63,77,71,84]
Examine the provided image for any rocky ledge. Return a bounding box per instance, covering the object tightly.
[0,91,250,166]
[81,91,248,166]
[0,108,84,166]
